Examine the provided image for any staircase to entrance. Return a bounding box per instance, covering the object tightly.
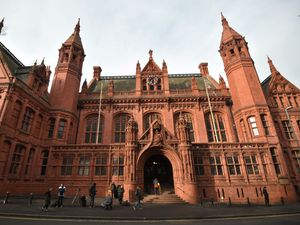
[143,191,187,204]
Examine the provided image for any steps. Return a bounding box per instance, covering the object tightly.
[143,191,187,204]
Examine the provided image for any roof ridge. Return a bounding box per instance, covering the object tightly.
[99,73,201,79]
[0,41,25,67]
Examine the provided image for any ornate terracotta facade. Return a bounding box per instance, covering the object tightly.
[0,16,299,204]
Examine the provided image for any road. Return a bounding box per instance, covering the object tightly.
[0,213,300,225]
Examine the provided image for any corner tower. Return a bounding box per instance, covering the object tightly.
[218,14,273,142]
[50,19,85,113]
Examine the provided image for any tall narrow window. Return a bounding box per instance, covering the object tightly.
[112,155,124,176]
[174,112,195,142]
[248,116,259,136]
[279,96,284,108]
[226,155,241,175]
[142,79,147,91]
[240,119,248,141]
[209,155,223,175]
[288,96,293,107]
[270,147,281,175]
[244,155,259,175]
[205,113,227,142]
[293,96,299,107]
[85,115,103,143]
[114,114,130,143]
[293,150,300,174]
[57,119,67,139]
[11,100,22,128]
[48,118,56,138]
[9,145,25,174]
[95,155,107,176]
[24,148,35,176]
[40,150,49,176]
[144,113,161,131]
[157,78,162,90]
[78,156,90,176]
[282,120,294,140]
[261,154,268,175]
[260,114,270,135]
[194,155,204,175]
[61,156,73,176]
[21,107,35,132]
[273,97,278,107]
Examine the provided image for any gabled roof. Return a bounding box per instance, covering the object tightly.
[0,41,24,74]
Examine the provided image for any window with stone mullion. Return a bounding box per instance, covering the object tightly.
[61,156,73,176]
[9,145,25,174]
[114,114,130,143]
[282,120,295,140]
[244,155,259,175]
[21,107,34,132]
[95,155,107,176]
[210,155,223,175]
[85,116,103,143]
[226,155,241,175]
[78,156,90,176]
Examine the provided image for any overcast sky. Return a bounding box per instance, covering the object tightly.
[0,0,299,90]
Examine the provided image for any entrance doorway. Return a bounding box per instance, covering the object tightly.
[144,154,174,194]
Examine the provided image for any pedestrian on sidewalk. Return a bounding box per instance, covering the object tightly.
[42,188,52,211]
[57,184,66,208]
[117,184,125,204]
[111,182,117,199]
[89,182,97,208]
[29,192,34,206]
[153,178,159,195]
[263,187,270,206]
[133,186,143,210]
[100,190,113,210]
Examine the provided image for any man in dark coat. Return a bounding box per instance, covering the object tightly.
[57,184,66,208]
[42,188,52,211]
[89,183,97,208]
[117,185,125,204]
[133,186,143,210]
[263,187,270,206]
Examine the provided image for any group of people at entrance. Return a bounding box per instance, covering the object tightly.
[41,182,143,211]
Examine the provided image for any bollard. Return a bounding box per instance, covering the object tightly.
[281,197,284,205]
[29,193,34,206]
[228,197,232,206]
[247,197,250,206]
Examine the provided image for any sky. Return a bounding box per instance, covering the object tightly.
[0,0,299,90]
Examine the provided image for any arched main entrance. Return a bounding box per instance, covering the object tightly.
[144,154,174,194]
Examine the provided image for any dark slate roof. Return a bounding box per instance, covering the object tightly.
[87,73,217,94]
[261,75,272,96]
[0,41,24,74]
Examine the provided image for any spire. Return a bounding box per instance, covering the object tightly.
[64,19,83,47]
[0,17,4,35]
[136,60,141,73]
[149,49,153,60]
[220,13,242,44]
[267,56,279,75]
[41,57,45,65]
[162,59,167,72]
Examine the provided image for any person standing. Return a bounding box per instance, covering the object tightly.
[57,184,66,208]
[263,187,270,206]
[111,182,117,199]
[117,185,125,204]
[42,188,52,211]
[133,186,143,210]
[89,183,97,208]
[153,178,159,195]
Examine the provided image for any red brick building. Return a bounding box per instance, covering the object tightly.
[0,15,299,204]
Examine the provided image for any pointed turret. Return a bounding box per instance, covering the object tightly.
[267,56,279,75]
[220,13,242,45]
[50,19,85,116]
[64,18,83,48]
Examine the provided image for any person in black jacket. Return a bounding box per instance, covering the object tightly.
[263,187,270,206]
[117,185,125,204]
[133,186,143,210]
[89,183,97,208]
[42,188,52,211]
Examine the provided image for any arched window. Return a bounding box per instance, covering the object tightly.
[48,118,56,138]
[142,79,147,91]
[9,145,25,175]
[40,150,49,176]
[85,115,104,143]
[114,113,130,143]
[248,116,259,137]
[157,78,162,90]
[21,107,35,132]
[143,113,161,131]
[174,112,195,142]
[205,112,227,142]
[57,119,67,139]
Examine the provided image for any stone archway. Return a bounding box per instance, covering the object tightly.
[143,154,174,194]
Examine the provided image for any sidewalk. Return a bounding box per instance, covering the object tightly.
[0,197,299,220]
